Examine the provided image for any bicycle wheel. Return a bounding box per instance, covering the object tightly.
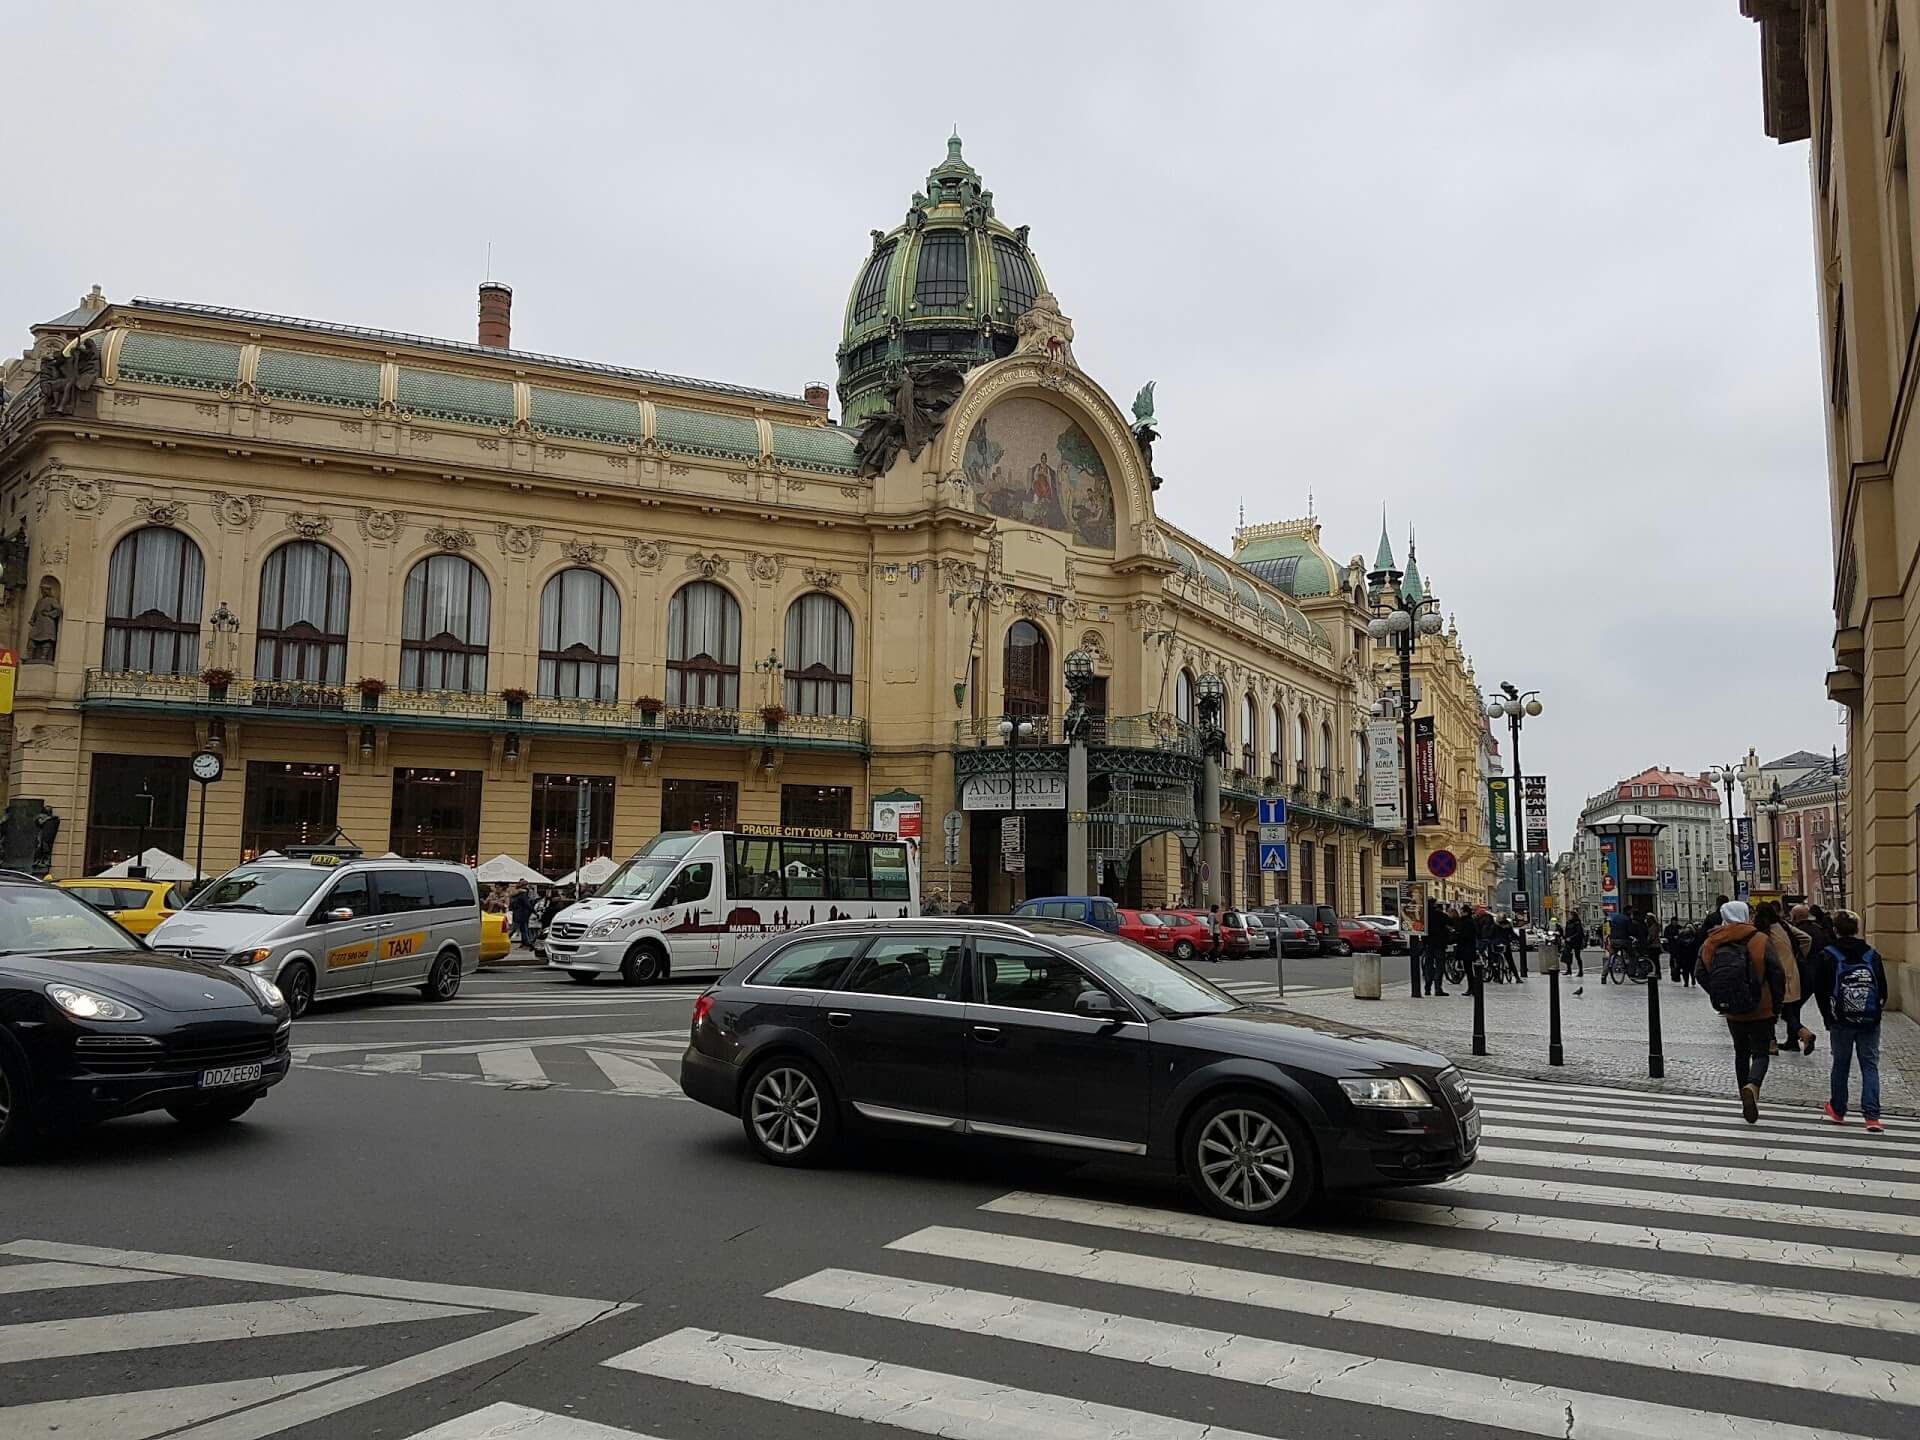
[1444,954,1466,985]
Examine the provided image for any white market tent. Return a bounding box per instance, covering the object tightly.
[554,855,618,887]
[475,854,550,885]
[95,848,205,881]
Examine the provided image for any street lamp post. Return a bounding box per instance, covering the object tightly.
[1064,648,1096,895]
[131,786,155,880]
[1592,812,1667,1079]
[1488,684,1555,1065]
[1366,534,1443,998]
[1195,672,1225,911]
[1709,763,1740,897]
[1830,745,1847,909]
[997,712,1036,905]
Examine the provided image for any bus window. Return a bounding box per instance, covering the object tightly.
[872,843,911,902]
[826,841,871,900]
[782,841,827,899]
[730,837,782,899]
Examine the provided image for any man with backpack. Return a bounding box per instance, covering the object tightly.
[1696,900,1786,1124]
[1812,909,1889,1132]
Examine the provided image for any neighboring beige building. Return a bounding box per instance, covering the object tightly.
[0,139,1413,911]
[1741,1,1914,1007]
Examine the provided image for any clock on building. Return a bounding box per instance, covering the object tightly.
[190,750,224,784]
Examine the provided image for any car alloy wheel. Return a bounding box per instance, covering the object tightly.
[1197,1107,1294,1213]
[428,952,462,1000]
[750,1065,822,1157]
[1174,939,1196,962]
[280,964,314,1019]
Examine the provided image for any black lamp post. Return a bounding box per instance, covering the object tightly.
[1592,812,1667,1078]
[1709,762,1740,897]
[997,712,1036,904]
[131,786,155,880]
[1366,534,1443,998]
[1830,745,1847,908]
[1488,683,1554,1065]
[1195,671,1226,910]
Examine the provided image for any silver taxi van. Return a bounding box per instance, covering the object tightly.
[148,846,481,1018]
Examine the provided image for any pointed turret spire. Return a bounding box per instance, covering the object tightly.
[1373,510,1396,574]
[1401,526,1424,605]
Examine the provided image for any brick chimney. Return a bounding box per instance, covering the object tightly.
[803,381,830,415]
[477,282,513,349]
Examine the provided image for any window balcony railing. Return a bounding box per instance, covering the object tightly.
[1318,767,1333,798]
[1295,761,1309,788]
[951,711,1199,757]
[80,670,867,748]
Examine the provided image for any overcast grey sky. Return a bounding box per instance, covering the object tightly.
[1,1,1838,847]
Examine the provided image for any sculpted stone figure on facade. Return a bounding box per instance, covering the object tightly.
[497,524,543,557]
[26,579,61,663]
[40,335,100,416]
[853,362,966,477]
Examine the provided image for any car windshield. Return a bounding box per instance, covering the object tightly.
[185,866,332,915]
[600,857,679,902]
[1065,938,1241,1018]
[0,885,137,954]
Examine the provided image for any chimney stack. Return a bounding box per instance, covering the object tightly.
[804,381,831,415]
[478,282,513,349]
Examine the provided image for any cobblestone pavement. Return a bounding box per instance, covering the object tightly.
[1279,953,1920,1117]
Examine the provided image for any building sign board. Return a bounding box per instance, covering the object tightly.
[1485,776,1512,851]
[962,773,1066,811]
[1368,720,1402,830]
[1414,717,1438,826]
[1522,775,1549,854]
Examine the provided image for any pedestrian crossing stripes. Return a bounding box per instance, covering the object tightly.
[292,1030,689,1100]
[1216,979,1348,1001]
[384,1068,1920,1440]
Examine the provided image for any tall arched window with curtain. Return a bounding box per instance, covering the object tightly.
[401,553,490,693]
[1320,722,1334,794]
[1296,714,1310,787]
[666,580,739,710]
[1354,731,1368,803]
[1003,621,1050,717]
[539,567,621,701]
[1176,668,1195,726]
[1270,703,1285,774]
[103,526,204,676]
[1240,693,1258,774]
[784,592,854,716]
[256,540,350,683]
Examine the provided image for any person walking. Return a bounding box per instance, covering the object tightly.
[1669,921,1700,988]
[1664,917,1684,982]
[1752,901,1808,1057]
[1813,909,1888,1131]
[1422,899,1451,996]
[1564,913,1586,978]
[1697,900,1786,1124]
[507,884,533,946]
[1453,904,1478,995]
[1776,903,1816,1055]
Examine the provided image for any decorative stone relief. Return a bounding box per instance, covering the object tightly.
[936,559,980,594]
[63,476,108,513]
[560,539,607,565]
[624,538,662,572]
[1078,628,1109,663]
[426,525,476,552]
[685,552,730,579]
[212,492,265,530]
[134,497,185,526]
[285,511,332,539]
[351,509,401,542]
[802,567,838,591]
[748,553,783,583]
[496,524,544,557]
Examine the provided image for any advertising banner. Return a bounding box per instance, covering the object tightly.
[1414,717,1438,826]
[1522,775,1549,854]
[1485,776,1512,851]
[1600,837,1620,916]
[1756,840,1774,888]
[1367,719,1402,830]
[1626,834,1656,880]
[1736,817,1756,876]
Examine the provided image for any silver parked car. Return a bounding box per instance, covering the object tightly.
[148,847,480,1018]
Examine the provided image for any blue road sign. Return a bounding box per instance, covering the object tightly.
[1259,842,1289,873]
[1258,797,1288,827]
[1659,868,1678,892]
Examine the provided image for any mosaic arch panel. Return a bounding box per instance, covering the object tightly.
[962,396,1116,551]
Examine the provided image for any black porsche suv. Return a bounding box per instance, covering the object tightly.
[681,916,1477,1224]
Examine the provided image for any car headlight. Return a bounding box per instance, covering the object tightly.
[588,919,624,938]
[1339,1075,1434,1109]
[226,948,273,966]
[46,984,144,1023]
[235,969,287,1012]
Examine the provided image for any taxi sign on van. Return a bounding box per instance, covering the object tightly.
[308,852,347,867]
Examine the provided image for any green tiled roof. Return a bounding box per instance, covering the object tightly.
[530,387,644,445]
[1163,538,1200,575]
[655,405,760,463]
[1231,575,1259,610]
[397,367,516,426]
[255,348,381,410]
[1198,558,1233,595]
[770,423,858,474]
[116,332,242,392]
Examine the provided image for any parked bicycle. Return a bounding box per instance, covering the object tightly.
[1602,949,1656,984]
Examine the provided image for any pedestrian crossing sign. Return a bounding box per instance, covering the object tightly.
[1259,841,1288,873]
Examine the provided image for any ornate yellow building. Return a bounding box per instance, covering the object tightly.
[0,140,1402,911]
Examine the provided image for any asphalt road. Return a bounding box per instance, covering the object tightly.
[5,959,1916,1440]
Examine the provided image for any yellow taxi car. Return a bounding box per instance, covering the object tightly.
[480,910,511,962]
[56,878,188,936]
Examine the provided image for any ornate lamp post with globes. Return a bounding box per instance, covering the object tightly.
[1195,671,1226,910]
[1708,762,1741,900]
[1366,534,1444,998]
[1064,647,1097,895]
[997,711,1037,906]
[1488,683,1554,1065]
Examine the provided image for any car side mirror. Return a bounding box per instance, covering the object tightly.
[1074,989,1129,1021]
[326,907,354,923]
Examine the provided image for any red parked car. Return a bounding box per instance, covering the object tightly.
[1217,910,1254,959]
[1336,916,1383,953]
[1153,911,1215,963]
[1116,908,1174,954]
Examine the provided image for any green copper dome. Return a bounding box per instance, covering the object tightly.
[836,135,1049,427]
[1230,519,1342,598]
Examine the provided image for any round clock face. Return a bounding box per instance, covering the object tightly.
[191,751,223,782]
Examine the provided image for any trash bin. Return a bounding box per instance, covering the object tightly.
[1352,952,1381,999]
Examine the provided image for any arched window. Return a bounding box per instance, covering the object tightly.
[256,540,350,684]
[1241,693,1258,774]
[1003,621,1050,717]
[401,554,490,693]
[784,593,854,716]
[665,580,738,710]
[1270,704,1285,772]
[1296,714,1310,784]
[540,568,621,701]
[103,526,204,676]
[1176,668,1195,726]
[1355,732,1369,802]
[1320,722,1334,792]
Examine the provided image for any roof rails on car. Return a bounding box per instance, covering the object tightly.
[0,868,47,884]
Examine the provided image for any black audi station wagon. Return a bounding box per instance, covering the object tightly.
[681,916,1478,1224]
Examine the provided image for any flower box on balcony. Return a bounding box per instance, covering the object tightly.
[634,696,664,727]
[201,667,233,702]
[358,677,386,711]
[760,704,787,733]
[500,687,529,719]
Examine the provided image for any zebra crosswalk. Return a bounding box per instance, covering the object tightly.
[293,1029,689,1099]
[1217,978,1349,1002]
[385,1070,1920,1440]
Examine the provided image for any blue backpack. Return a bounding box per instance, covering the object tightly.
[1828,945,1884,1026]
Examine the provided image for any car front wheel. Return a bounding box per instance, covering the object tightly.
[278,962,315,1019]
[423,950,464,1001]
[1173,939,1197,962]
[742,1056,838,1166]
[0,1042,37,1161]
[1183,1092,1317,1224]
